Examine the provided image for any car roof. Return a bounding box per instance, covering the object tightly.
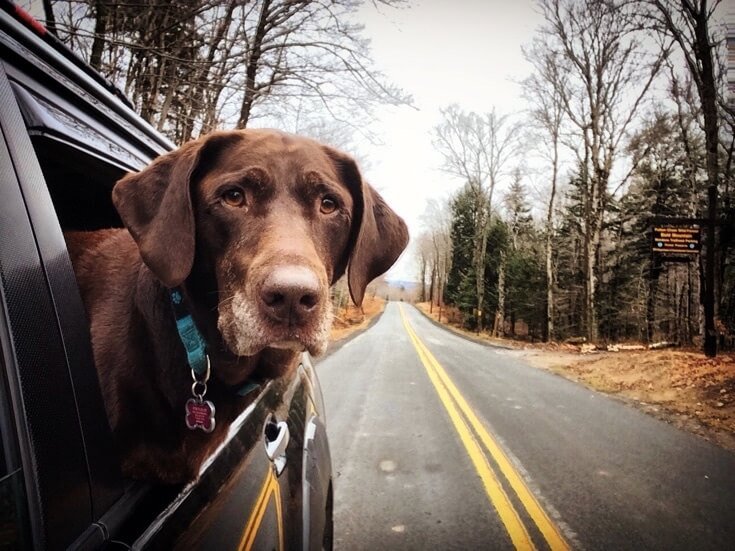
[0,0,174,166]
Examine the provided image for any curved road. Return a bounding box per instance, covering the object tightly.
[316,302,735,550]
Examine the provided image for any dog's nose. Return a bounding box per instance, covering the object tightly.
[260,266,321,323]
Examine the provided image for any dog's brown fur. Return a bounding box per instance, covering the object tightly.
[66,129,408,484]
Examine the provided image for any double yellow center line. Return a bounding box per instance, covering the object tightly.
[399,305,570,551]
[238,469,283,551]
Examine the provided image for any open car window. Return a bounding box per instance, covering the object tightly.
[27,133,125,230]
[10,79,139,230]
[12,81,148,172]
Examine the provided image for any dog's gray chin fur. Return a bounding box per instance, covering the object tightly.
[218,291,333,358]
[270,340,305,351]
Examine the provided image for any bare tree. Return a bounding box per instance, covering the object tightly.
[642,1,724,193]
[49,0,410,143]
[420,199,453,318]
[267,95,362,152]
[537,0,666,342]
[636,0,727,355]
[433,105,520,331]
[522,37,567,341]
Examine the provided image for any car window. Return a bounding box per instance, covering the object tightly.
[30,134,125,230]
[0,308,32,550]
[0,348,16,478]
[11,80,131,230]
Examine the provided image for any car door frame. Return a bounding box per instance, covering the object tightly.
[0,59,102,550]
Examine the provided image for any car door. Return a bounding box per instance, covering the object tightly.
[0,62,103,550]
[137,365,313,550]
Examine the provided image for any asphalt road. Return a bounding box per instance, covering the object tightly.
[316,302,735,551]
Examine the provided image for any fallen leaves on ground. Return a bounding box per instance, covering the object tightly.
[329,296,385,342]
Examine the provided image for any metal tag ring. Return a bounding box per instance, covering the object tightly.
[192,381,208,400]
[190,354,211,384]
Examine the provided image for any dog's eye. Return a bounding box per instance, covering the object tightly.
[320,196,338,214]
[222,188,246,207]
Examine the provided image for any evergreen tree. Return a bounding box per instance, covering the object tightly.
[505,170,534,249]
[552,169,587,339]
[503,175,545,338]
[445,186,481,327]
[482,218,510,331]
[601,111,701,343]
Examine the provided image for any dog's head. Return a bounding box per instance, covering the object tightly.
[113,129,408,362]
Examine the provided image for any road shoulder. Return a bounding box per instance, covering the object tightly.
[322,298,388,359]
[413,302,735,453]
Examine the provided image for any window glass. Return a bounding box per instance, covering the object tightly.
[0,330,31,548]
[0,470,32,550]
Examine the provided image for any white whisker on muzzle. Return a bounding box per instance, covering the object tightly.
[218,290,334,357]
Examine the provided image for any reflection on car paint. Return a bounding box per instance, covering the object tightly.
[239,468,284,551]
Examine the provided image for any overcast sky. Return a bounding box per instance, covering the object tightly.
[352,0,545,282]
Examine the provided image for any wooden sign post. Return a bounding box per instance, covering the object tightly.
[651,185,718,357]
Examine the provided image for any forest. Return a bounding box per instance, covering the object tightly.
[416,0,734,354]
[41,0,734,353]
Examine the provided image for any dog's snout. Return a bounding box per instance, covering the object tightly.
[260,266,321,323]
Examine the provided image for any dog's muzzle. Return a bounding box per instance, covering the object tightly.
[218,264,332,357]
[258,265,322,325]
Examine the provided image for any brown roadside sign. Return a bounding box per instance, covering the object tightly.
[652,225,700,254]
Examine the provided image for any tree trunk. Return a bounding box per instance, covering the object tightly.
[687,262,694,344]
[494,252,506,337]
[419,258,427,302]
[157,85,175,133]
[647,257,661,343]
[583,220,601,343]
[429,265,436,311]
[694,17,719,356]
[545,234,554,341]
[237,0,271,129]
[90,0,109,71]
[545,138,559,341]
[474,207,489,332]
[43,0,58,37]
[437,275,444,310]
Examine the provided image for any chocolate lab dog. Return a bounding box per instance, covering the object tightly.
[66,129,408,484]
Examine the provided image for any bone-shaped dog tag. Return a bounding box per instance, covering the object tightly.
[185,398,216,433]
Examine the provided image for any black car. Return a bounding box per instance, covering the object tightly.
[0,2,333,549]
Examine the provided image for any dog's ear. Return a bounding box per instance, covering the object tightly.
[112,132,238,287]
[326,147,409,306]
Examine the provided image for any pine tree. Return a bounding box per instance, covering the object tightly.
[445,186,481,327]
